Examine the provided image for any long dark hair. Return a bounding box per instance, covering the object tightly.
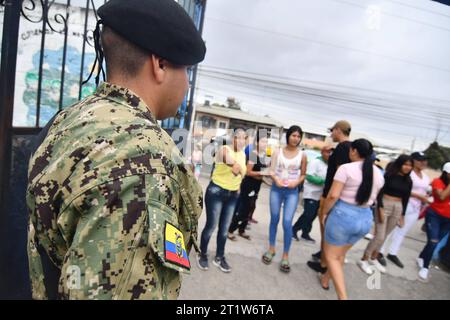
[440,171,449,187]
[352,139,374,205]
[285,125,303,146]
[385,154,413,178]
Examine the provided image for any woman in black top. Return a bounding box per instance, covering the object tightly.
[358,155,413,275]
[228,133,269,240]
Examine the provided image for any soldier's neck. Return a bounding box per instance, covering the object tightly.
[107,77,159,117]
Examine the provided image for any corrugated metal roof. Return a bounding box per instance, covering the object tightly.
[195,105,284,128]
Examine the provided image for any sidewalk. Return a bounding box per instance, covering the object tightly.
[179,176,450,300]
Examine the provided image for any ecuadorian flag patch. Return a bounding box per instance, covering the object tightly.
[164,222,190,270]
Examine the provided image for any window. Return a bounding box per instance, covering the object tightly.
[200,115,216,128]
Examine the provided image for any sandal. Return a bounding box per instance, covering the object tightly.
[280,259,291,273]
[318,273,330,290]
[262,251,275,265]
[227,233,237,241]
[238,232,251,240]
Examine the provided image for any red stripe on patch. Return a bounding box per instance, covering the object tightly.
[166,251,190,268]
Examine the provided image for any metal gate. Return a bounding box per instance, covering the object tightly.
[0,0,206,299]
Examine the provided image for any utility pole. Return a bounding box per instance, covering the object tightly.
[410,137,416,153]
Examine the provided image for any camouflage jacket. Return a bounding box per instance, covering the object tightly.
[26,82,203,300]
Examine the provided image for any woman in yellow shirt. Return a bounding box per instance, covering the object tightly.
[198,129,247,273]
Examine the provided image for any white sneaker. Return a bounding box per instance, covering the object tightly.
[369,258,386,274]
[364,233,374,240]
[418,268,429,282]
[416,258,424,269]
[357,260,374,275]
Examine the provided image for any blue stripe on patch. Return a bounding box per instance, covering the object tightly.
[165,241,188,260]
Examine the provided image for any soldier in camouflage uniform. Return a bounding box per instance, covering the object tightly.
[26,0,206,300]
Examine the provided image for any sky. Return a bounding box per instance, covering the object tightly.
[195,0,450,151]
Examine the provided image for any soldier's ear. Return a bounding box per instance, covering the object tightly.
[150,54,166,83]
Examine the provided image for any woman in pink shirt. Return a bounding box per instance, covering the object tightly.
[318,139,384,300]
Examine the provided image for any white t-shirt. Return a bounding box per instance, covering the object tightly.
[333,161,385,207]
[303,157,328,201]
[408,170,430,213]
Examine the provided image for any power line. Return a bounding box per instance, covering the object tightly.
[195,86,443,143]
[196,71,450,144]
[326,0,450,32]
[200,64,450,105]
[199,66,450,113]
[196,76,449,134]
[198,68,450,120]
[206,17,450,74]
[383,0,450,19]
[196,66,450,146]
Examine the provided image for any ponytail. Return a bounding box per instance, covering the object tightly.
[356,156,374,205]
[352,139,374,205]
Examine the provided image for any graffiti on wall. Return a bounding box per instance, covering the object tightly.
[23,46,96,126]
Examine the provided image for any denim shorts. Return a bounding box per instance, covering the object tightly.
[325,200,373,246]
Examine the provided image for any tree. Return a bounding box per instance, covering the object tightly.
[424,142,450,170]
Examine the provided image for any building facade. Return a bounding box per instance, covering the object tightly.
[193,99,284,145]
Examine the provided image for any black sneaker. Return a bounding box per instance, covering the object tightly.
[377,253,387,267]
[300,234,316,244]
[213,256,231,273]
[292,231,300,241]
[307,261,327,274]
[387,254,404,269]
[311,251,321,263]
[197,253,209,271]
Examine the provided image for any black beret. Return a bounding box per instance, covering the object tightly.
[98,0,206,65]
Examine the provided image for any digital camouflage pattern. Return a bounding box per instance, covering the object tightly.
[27,82,203,300]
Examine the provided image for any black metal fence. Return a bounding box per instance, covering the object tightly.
[0,0,206,299]
[1,0,204,131]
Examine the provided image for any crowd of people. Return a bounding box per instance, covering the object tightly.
[193,120,450,300]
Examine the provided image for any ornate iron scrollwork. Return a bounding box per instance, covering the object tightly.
[20,0,99,41]
[20,0,44,24]
[20,1,68,35]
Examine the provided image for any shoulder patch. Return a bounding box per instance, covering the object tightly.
[164,222,190,270]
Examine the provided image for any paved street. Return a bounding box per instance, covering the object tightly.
[179,176,450,300]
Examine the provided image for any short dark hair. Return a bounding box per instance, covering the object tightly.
[101,26,150,78]
[286,125,303,146]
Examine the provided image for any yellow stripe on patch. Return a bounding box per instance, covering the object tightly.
[165,222,187,251]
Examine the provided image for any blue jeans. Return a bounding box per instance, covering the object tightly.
[200,182,239,258]
[419,208,450,269]
[292,198,320,237]
[269,184,299,253]
[325,200,373,246]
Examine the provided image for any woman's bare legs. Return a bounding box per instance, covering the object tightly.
[322,241,353,300]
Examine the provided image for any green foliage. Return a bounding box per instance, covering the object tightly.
[424,142,450,170]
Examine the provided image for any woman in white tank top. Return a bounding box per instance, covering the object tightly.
[262,126,307,273]
[275,148,303,186]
